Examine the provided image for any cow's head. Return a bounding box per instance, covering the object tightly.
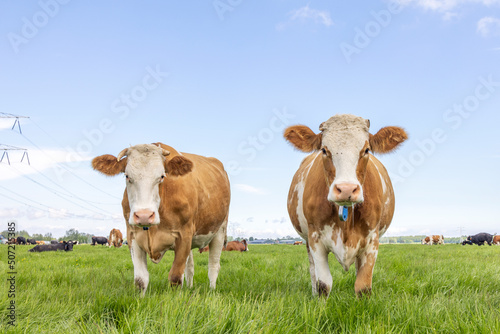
[64,241,74,251]
[92,144,193,227]
[284,114,407,207]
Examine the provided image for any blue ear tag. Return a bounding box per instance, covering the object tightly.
[339,206,348,221]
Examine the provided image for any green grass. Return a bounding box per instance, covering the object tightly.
[1,244,499,333]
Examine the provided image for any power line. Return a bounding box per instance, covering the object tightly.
[28,164,119,205]
[8,165,116,218]
[19,129,122,200]
[0,191,113,221]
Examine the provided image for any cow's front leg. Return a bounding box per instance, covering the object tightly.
[169,234,193,287]
[355,241,379,297]
[208,218,227,289]
[130,239,149,297]
[310,243,332,297]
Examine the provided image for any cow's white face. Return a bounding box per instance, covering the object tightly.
[123,145,167,226]
[92,142,195,227]
[320,115,370,206]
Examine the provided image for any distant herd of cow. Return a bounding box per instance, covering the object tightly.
[12,114,500,298]
[421,233,500,246]
[11,228,252,253]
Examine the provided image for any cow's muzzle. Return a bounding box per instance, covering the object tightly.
[330,182,362,206]
[133,209,157,226]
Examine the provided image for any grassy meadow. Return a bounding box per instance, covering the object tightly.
[1,243,499,333]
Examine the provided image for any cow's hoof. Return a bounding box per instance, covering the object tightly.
[317,281,330,298]
[169,276,183,287]
[135,278,146,290]
[355,287,372,298]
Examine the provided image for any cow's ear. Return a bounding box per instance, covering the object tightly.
[167,156,193,177]
[369,126,408,154]
[284,125,322,153]
[92,154,127,176]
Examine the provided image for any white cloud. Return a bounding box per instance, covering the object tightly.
[237,226,300,239]
[277,5,333,30]
[395,0,500,20]
[234,184,265,194]
[0,119,16,130]
[442,11,461,21]
[0,208,22,219]
[0,148,91,181]
[477,16,500,36]
[386,226,410,235]
[396,0,500,12]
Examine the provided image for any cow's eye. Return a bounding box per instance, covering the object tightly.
[321,148,327,155]
[365,148,370,155]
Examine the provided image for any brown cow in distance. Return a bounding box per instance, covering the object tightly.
[92,143,230,296]
[109,228,123,248]
[224,240,248,252]
[199,246,209,253]
[293,241,303,245]
[421,235,444,245]
[284,114,407,298]
[491,235,500,245]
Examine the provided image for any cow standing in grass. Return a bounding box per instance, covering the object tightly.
[109,228,123,248]
[92,143,230,296]
[92,236,108,246]
[421,235,444,245]
[284,114,407,297]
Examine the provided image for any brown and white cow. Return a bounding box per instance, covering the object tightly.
[421,235,444,245]
[492,235,500,245]
[108,228,124,248]
[224,240,248,252]
[294,241,303,245]
[92,143,230,296]
[284,114,407,297]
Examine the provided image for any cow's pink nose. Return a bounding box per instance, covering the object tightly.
[133,210,155,225]
[333,183,361,202]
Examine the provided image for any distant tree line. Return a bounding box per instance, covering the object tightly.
[1,228,95,244]
[229,236,305,243]
[380,235,467,244]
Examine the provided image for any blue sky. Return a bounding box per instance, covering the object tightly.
[1,0,499,239]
